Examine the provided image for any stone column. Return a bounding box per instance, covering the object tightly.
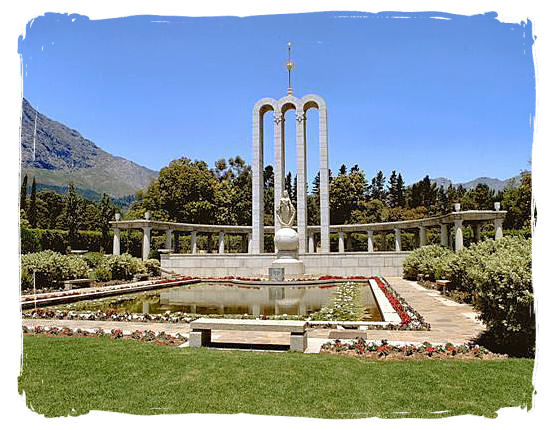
[367,231,374,252]
[440,224,448,247]
[142,226,151,260]
[273,110,285,234]
[394,228,401,252]
[165,229,172,250]
[247,233,253,254]
[319,106,330,253]
[494,218,504,240]
[218,231,225,254]
[474,223,482,242]
[296,109,308,254]
[454,219,464,252]
[419,226,426,247]
[190,231,197,254]
[251,108,264,253]
[113,227,121,255]
[338,231,345,253]
[308,234,315,253]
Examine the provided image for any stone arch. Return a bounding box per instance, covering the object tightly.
[251,93,329,254]
[251,98,277,254]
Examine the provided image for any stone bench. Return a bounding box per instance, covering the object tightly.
[189,318,308,352]
[63,278,92,290]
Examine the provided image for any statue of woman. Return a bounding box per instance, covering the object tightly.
[276,190,296,228]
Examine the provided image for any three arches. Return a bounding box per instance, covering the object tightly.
[251,94,329,254]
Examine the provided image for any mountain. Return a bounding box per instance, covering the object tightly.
[20,98,158,197]
[431,175,521,192]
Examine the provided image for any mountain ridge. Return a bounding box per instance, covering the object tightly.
[20,98,158,197]
[431,175,521,192]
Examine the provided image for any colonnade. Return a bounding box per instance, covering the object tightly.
[111,204,507,260]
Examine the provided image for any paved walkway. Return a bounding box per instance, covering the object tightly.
[22,277,485,351]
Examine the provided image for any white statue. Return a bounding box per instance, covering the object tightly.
[276,190,296,228]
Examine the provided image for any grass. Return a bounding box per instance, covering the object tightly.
[19,335,534,419]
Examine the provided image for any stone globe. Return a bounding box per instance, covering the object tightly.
[274,227,299,252]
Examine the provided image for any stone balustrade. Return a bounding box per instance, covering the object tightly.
[110,205,506,260]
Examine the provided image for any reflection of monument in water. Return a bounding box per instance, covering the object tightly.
[156,284,381,318]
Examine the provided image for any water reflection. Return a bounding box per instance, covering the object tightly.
[155,283,381,320]
[61,282,382,321]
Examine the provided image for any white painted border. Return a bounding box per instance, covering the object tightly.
[3,2,547,429]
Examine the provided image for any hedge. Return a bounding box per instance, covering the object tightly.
[20,228,144,257]
[21,250,90,290]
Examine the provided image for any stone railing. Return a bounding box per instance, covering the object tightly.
[110,203,506,259]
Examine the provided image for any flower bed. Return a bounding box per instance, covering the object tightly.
[321,338,506,360]
[372,277,430,330]
[22,325,187,347]
[310,282,364,321]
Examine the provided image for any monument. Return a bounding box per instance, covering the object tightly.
[270,190,304,277]
[250,42,330,255]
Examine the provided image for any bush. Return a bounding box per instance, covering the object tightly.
[405,237,534,356]
[96,254,146,281]
[144,259,161,276]
[462,237,533,356]
[82,252,105,269]
[21,250,90,290]
[403,245,456,281]
[21,225,40,254]
[92,264,112,282]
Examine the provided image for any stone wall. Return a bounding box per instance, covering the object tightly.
[161,252,410,278]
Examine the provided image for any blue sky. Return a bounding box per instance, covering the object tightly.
[18,11,534,185]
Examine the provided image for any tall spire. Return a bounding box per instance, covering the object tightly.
[286,41,295,96]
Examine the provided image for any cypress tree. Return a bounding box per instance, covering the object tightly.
[20,174,28,213]
[28,177,37,228]
[396,173,405,207]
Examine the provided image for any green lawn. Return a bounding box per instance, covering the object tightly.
[19,335,534,418]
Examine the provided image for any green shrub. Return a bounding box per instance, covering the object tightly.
[97,253,146,281]
[406,237,534,356]
[21,250,90,290]
[93,264,112,282]
[144,259,161,276]
[21,225,40,254]
[467,237,533,356]
[403,245,456,281]
[82,252,105,269]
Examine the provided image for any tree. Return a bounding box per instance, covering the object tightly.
[330,168,367,224]
[396,173,405,207]
[28,177,37,228]
[20,174,28,214]
[36,190,65,229]
[502,171,531,229]
[98,193,115,250]
[339,164,347,175]
[370,171,386,201]
[64,183,84,248]
[285,172,293,198]
[466,184,496,210]
[387,170,399,208]
[141,158,217,223]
